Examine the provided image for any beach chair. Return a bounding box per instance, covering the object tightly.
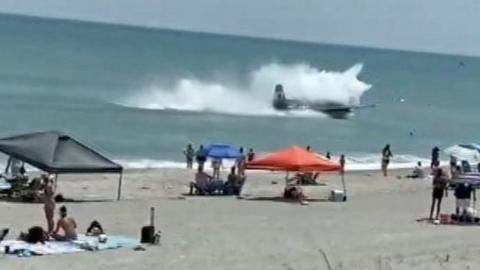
[462,160,472,173]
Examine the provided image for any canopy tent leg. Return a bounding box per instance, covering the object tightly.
[117,173,123,200]
[54,174,58,190]
[341,173,347,202]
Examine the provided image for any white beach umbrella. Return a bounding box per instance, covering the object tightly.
[444,144,480,163]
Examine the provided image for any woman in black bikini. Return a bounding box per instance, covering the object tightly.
[381,144,393,177]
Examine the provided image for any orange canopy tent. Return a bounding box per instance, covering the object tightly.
[245,146,341,172]
[245,146,347,201]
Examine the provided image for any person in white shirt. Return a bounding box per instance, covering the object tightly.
[407,161,425,179]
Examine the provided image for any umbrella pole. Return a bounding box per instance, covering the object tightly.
[117,173,123,200]
[54,174,58,191]
[341,172,347,202]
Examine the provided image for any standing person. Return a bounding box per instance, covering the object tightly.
[449,155,457,176]
[306,145,311,152]
[247,148,255,162]
[326,152,331,160]
[431,146,440,169]
[236,147,246,176]
[339,154,346,174]
[184,144,195,169]
[195,145,206,170]
[42,174,56,234]
[454,182,475,217]
[211,158,222,179]
[381,144,393,177]
[429,168,448,220]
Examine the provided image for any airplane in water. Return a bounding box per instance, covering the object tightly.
[272,84,374,119]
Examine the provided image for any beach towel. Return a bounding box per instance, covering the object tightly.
[0,235,140,256]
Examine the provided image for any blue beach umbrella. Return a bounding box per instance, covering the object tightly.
[200,144,242,159]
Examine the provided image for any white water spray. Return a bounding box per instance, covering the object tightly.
[120,63,371,117]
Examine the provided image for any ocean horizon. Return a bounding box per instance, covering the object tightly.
[0,13,479,170]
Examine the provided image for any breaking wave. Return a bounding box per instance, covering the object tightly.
[118,63,371,117]
[116,153,436,172]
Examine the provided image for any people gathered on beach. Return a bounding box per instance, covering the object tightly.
[189,165,243,196]
[381,144,393,177]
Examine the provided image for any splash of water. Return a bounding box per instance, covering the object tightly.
[119,63,371,116]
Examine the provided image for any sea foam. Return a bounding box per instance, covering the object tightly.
[119,63,371,117]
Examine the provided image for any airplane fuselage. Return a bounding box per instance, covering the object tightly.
[272,84,355,119]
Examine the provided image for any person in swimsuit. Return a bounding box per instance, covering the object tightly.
[236,147,246,176]
[195,145,206,170]
[429,168,448,220]
[247,148,255,162]
[52,205,77,241]
[339,154,346,174]
[184,144,195,169]
[381,144,393,177]
[42,174,55,234]
[431,146,440,169]
[211,158,222,179]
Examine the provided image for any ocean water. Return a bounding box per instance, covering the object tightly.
[0,13,479,170]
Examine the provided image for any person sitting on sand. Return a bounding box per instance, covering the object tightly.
[407,162,425,179]
[19,226,48,244]
[284,177,308,204]
[298,172,317,185]
[224,166,242,195]
[429,168,448,220]
[52,205,77,241]
[190,166,223,195]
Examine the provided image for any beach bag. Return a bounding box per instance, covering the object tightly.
[140,207,155,244]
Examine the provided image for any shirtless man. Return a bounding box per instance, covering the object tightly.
[52,206,77,241]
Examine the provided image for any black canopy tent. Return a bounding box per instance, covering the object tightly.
[0,131,124,200]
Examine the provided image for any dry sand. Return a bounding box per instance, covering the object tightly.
[1,167,480,270]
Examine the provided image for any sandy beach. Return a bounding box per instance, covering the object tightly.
[1,167,479,270]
